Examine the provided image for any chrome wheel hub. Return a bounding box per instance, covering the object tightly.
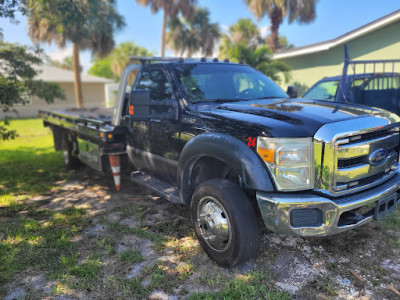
[197,196,231,252]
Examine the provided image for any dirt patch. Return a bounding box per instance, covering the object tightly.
[1,167,400,299]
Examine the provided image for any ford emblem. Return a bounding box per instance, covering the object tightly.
[369,148,388,166]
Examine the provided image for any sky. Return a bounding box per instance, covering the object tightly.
[1,0,399,72]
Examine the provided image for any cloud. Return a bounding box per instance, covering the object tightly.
[46,47,91,73]
[259,25,269,38]
[47,47,73,62]
[220,24,229,34]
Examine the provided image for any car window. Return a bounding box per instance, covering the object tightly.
[303,80,339,101]
[173,64,287,102]
[136,68,173,101]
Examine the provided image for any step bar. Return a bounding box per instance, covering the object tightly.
[130,171,180,203]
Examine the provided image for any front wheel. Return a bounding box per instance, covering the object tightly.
[191,179,258,267]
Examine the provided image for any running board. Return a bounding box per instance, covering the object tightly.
[130,171,180,203]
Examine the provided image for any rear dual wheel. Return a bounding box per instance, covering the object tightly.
[191,179,258,267]
[61,136,80,170]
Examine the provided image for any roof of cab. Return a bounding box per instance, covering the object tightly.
[129,56,243,66]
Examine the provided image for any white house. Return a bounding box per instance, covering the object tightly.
[2,65,113,118]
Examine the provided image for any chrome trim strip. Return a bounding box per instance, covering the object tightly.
[256,172,400,236]
[318,168,398,197]
[335,153,397,183]
[314,114,400,144]
[337,133,398,159]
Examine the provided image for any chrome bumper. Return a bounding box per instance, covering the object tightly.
[256,173,400,236]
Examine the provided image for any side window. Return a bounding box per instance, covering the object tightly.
[136,68,173,101]
[303,81,339,101]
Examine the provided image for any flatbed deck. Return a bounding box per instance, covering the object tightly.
[39,107,120,142]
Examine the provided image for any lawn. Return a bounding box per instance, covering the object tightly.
[0,118,69,206]
[0,119,87,288]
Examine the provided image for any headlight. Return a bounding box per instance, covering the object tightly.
[257,137,314,191]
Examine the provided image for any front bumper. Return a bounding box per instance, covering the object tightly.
[256,172,400,236]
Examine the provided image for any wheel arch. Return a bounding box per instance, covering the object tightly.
[178,132,274,205]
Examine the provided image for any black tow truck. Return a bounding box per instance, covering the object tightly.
[40,56,400,267]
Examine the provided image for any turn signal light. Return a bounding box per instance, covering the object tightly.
[257,147,274,163]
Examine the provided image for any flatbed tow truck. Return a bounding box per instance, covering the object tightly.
[40,56,400,266]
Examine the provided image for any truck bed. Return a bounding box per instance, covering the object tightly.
[39,107,120,142]
[41,107,114,124]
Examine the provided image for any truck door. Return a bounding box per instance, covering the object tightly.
[127,65,180,184]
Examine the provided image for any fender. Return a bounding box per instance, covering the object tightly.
[178,132,274,204]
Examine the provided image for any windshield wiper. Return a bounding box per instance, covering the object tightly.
[252,96,282,100]
[196,98,241,103]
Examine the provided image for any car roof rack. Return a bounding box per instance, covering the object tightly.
[129,56,229,65]
[129,56,187,65]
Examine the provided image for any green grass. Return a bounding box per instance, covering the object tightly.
[118,250,144,264]
[0,206,88,284]
[390,238,400,247]
[380,207,400,230]
[0,119,88,290]
[0,118,69,205]
[189,271,290,300]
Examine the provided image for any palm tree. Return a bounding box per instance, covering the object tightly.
[224,43,291,84]
[26,0,125,108]
[166,7,219,57]
[219,18,261,59]
[110,41,154,78]
[219,18,291,84]
[244,0,317,51]
[229,18,261,46]
[136,0,196,57]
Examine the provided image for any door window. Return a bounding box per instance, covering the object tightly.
[136,68,173,100]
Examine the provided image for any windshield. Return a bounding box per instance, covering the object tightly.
[303,80,339,101]
[173,63,288,102]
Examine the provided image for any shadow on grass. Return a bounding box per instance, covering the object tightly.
[0,147,69,198]
[0,205,88,287]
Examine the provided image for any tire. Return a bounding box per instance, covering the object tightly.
[61,136,80,170]
[191,178,258,267]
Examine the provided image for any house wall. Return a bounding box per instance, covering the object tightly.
[1,82,107,119]
[280,21,400,92]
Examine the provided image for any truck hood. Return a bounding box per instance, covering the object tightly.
[195,98,388,137]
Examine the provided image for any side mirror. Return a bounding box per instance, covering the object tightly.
[129,89,151,117]
[286,86,298,98]
[128,89,177,121]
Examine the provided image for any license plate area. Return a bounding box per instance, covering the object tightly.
[374,193,398,221]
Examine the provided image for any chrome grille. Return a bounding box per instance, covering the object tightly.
[313,115,400,197]
[337,146,397,168]
[334,130,399,193]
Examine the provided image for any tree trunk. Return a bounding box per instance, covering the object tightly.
[267,7,283,52]
[161,10,167,57]
[73,42,84,108]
